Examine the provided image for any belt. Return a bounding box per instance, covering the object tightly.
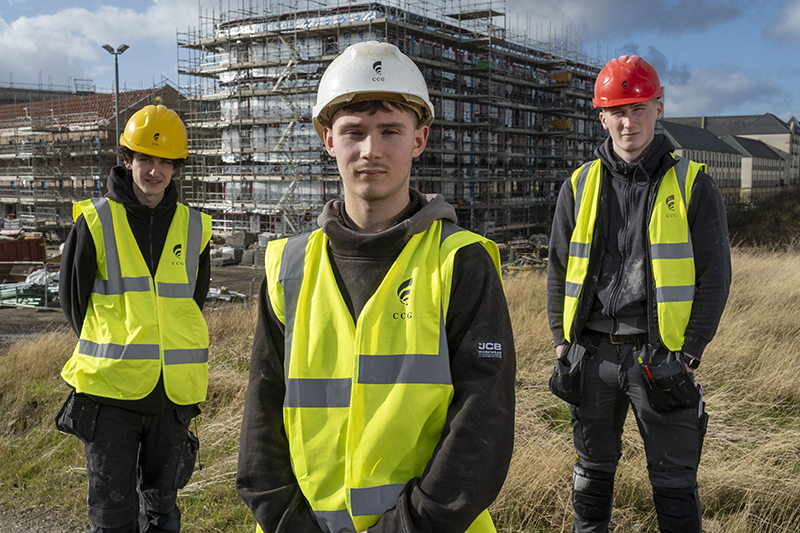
[586,330,649,346]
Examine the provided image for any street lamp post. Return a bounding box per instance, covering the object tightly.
[103,44,130,166]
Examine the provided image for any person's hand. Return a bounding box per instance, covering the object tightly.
[684,352,698,373]
[555,343,565,358]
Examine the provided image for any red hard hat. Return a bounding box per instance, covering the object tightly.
[593,55,664,108]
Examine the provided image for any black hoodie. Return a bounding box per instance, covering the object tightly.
[59,166,211,413]
[547,134,731,358]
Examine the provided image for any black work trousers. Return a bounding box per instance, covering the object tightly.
[81,402,200,533]
[569,337,706,533]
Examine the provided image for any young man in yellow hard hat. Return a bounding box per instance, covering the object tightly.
[236,41,516,533]
[546,56,731,532]
[57,104,212,532]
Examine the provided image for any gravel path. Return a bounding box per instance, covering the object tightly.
[0,505,87,533]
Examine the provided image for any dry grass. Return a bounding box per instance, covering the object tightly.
[1,249,800,532]
[492,249,800,532]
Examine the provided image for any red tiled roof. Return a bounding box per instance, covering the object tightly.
[0,88,161,129]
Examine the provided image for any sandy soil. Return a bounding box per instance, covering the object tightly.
[0,265,261,346]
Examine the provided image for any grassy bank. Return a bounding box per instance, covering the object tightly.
[2,248,799,532]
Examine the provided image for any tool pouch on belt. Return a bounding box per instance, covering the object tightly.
[55,390,99,444]
[638,346,701,413]
[549,334,599,406]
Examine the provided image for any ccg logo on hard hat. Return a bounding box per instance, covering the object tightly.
[312,41,434,142]
[372,61,384,80]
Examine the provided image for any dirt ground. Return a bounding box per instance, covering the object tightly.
[0,265,262,347]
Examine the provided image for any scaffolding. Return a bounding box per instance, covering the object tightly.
[177,0,604,239]
[0,85,185,233]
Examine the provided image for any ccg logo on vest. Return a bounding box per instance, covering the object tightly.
[665,195,679,218]
[172,244,185,266]
[394,278,413,320]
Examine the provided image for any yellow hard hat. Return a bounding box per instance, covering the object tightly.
[120,105,188,159]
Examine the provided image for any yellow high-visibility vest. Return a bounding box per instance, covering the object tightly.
[61,197,212,405]
[563,155,705,351]
[263,220,501,533]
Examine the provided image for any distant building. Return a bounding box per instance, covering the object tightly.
[664,113,800,191]
[0,84,185,233]
[721,136,784,201]
[657,120,742,204]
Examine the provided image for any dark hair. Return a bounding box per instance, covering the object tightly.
[116,145,187,172]
[337,100,423,128]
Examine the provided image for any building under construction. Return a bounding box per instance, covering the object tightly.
[0,84,184,236]
[177,0,604,240]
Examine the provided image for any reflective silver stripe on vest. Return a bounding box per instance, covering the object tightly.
[185,208,203,295]
[280,232,312,380]
[164,348,209,365]
[651,242,693,260]
[350,483,406,517]
[440,220,463,244]
[79,339,159,360]
[573,163,592,223]
[95,276,151,294]
[313,509,356,533]
[90,198,152,295]
[672,157,691,207]
[157,283,192,298]
[656,285,695,303]
[565,281,582,299]
[358,310,451,385]
[285,378,352,408]
[569,241,591,259]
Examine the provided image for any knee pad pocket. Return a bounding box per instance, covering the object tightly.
[572,466,615,522]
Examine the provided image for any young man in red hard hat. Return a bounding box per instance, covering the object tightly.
[236,41,515,533]
[546,56,731,532]
[58,104,212,532]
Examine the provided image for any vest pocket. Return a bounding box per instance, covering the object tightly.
[55,390,99,444]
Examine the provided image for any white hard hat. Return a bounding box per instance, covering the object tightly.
[312,41,434,142]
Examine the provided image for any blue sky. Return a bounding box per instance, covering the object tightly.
[1,0,799,121]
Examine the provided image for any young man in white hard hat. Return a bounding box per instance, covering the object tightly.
[236,41,516,533]
[546,56,731,532]
[58,104,212,532]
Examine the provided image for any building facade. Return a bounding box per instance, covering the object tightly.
[658,119,743,204]
[664,113,800,196]
[722,135,784,202]
[0,85,184,234]
[177,0,604,240]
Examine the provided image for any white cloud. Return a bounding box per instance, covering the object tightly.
[0,0,199,86]
[764,0,800,42]
[663,64,791,116]
[504,0,746,40]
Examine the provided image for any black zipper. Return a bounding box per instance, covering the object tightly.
[608,167,636,329]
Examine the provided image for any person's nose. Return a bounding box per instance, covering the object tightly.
[360,133,382,160]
